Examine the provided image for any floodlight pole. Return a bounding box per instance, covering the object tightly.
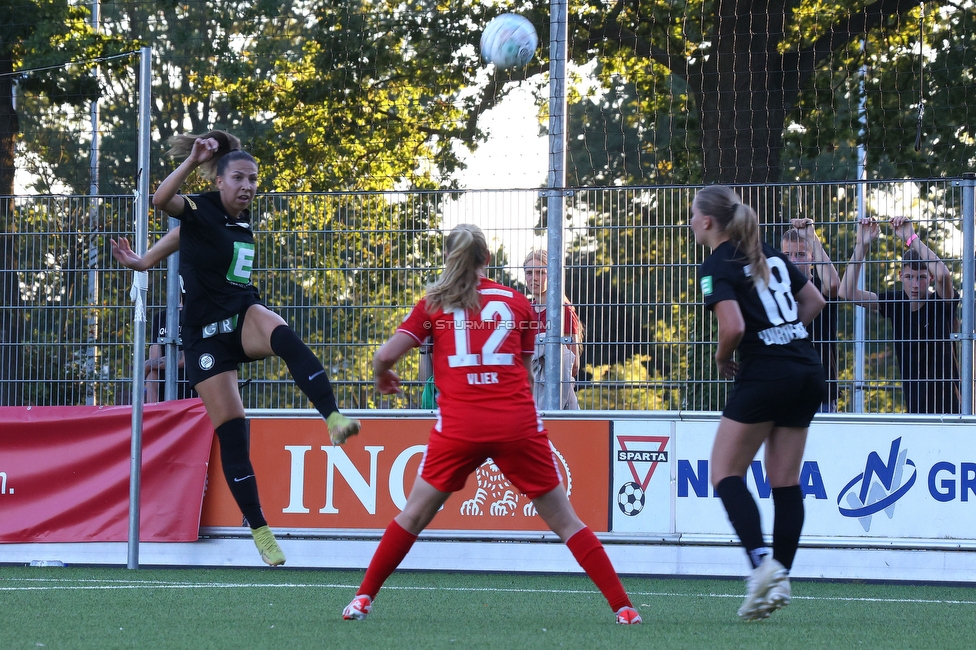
[542,0,569,411]
[127,46,152,570]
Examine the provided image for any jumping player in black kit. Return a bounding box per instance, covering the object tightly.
[691,185,826,620]
[111,130,361,566]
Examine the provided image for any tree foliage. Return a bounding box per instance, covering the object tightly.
[1,0,109,404]
[569,0,974,186]
[558,1,974,408]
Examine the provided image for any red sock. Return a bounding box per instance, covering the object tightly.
[358,519,418,599]
[566,527,632,611]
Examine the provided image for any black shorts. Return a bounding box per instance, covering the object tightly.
[182,299,263,389]
[723,359,826,427]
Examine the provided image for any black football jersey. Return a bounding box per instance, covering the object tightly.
[171,192,261,328]
[699,241,820,363]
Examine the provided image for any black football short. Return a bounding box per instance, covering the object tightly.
[182,300,263,389]
[722,359,826,427]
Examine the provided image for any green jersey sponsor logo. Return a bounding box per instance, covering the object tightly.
[227,241,255,283]
[700,275,713,296]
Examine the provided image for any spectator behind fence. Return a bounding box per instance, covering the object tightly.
[839,216,961,414]
[780,218,841,412]
[146,297,194,403]
[418,336,436,409]
[523,249,582,410]
[112,228,194,403]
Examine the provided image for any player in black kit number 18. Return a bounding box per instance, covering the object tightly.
[691,185,826,621]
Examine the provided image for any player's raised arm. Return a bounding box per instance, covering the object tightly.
[152,137,221,216]
[110,226,181,271]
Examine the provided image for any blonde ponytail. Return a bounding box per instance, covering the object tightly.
[693,185,768,287]
[729,203,769,286]
[425,224,490,313]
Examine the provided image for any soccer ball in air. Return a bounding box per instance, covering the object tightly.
[617,481,646,517]
[480,14,538,70]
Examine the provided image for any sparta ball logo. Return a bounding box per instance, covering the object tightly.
[199,354,215,371]
[617,481,645,516]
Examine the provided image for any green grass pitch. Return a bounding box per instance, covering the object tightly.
[1,566,974,649]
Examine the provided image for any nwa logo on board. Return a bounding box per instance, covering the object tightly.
[837,437,917,532]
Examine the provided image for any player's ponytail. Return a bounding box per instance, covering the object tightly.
[425,224,489,313]
[166,130,250,182]
[694,185,769,287]
[729,203,769,286]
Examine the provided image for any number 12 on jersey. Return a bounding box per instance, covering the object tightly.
[447,301,516,368]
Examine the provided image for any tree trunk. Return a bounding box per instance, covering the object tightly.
[694,0,790,186]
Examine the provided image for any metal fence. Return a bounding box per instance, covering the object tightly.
[1,178,973,412]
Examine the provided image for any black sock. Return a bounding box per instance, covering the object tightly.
[772,485,804,571]
[716,476,768,569]
[270,325,339,418]
[216,418,266,529]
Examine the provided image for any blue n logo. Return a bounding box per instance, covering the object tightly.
[859,437,903,504]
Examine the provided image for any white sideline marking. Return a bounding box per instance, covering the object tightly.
[0,578,974,605]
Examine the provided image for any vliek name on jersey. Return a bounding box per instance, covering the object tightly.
[467,371,500,385]
[757,321,809,346]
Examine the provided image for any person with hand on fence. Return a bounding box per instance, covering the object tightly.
[523,249,583,410]
[342,224,641,625]
[779,217,841,412]
[838,216,960,414]
[145,290,192,403]
[112,227,192,403]
[110,130,361,567]
[692,185,826,620]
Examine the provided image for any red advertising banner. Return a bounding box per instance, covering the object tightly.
[0,400,212,542]
[201,418,611,532]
